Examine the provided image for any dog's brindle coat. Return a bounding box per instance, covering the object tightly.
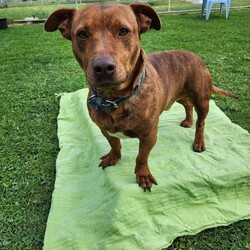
[45,3,236,191]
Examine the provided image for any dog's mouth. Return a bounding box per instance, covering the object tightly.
[87,70,128,90]
[90,79,125,89]
[87,74,132,100]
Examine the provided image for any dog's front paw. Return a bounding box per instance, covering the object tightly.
[193,141,205,152]
[180,119,193,128]
[99,151,121,169]
[135,167,157,192]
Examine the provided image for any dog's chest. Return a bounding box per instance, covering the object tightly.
[91,107,131,128]
[89,105,144,139]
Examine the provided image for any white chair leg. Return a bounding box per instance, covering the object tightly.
[226,2,230,19]
[206,2,213,20]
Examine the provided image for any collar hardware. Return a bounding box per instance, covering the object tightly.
[88,68,146,111]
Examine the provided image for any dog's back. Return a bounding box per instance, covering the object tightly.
[147,50,213,111]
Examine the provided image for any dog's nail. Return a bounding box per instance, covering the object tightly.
[152,179,158,185]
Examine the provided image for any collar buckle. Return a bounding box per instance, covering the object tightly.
[88,68,146,111]
[104,100,118,109]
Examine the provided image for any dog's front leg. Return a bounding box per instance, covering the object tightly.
[135,130,158,191]
[99,130,121,169]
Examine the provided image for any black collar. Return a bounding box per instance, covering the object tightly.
[88,68,146,111]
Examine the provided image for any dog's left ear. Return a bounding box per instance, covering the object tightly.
[130,3,161,33]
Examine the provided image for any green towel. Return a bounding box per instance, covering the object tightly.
[44,88,250,250]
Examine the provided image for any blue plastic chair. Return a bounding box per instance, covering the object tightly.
[200,0,231,20]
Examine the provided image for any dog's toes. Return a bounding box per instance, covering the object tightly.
[99,152,120,168]
[152,178,158,185]
[180,119,193,128]
[99,158,114,168]
[136,174,157,192]
[193,143,205,152]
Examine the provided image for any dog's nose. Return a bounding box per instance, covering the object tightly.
[93,57,116,78]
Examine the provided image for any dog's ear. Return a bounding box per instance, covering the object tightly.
[44,8,76,40]
[129,3,161,34]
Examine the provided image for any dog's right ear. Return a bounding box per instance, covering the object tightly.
[44,8,76,40]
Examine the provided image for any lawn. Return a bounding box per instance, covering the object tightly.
[0,6,249,250]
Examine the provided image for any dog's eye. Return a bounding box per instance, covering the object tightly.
[77,30,89,39]
[118,28,129,37]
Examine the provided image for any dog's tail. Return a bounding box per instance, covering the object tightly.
[212,85,237,98]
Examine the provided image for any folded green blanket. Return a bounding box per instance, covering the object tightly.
[44,88,250,250]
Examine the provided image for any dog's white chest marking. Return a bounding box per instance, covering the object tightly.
[108,131,130,139]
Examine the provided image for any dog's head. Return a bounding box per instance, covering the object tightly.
[45,3,161,92]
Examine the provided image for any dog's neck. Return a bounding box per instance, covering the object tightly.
[91,50,146,101]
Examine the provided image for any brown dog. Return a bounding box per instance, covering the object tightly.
[45,3,236,191]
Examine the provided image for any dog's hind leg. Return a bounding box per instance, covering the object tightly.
[178,98,194,128]
[193,99,209,152]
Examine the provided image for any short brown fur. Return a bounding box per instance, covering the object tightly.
[45,3,236,191]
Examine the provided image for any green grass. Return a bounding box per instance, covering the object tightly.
[0,7,249,250]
